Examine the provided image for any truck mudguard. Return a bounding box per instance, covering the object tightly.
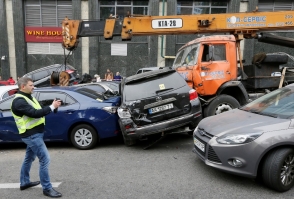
[217,81,249,106]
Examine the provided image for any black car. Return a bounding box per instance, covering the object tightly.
[118,68,202,146]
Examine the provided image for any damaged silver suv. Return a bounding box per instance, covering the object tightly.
[118,68,202,146]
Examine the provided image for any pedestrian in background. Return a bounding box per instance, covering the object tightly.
[94,74,101,82]
[11,77,62,198]
[114,72,122,81]
[7,76,15,85]
[104,69,113,81]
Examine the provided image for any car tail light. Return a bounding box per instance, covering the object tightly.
[73,81,78,85]
[102,106,117,114]
[189,89,198,101]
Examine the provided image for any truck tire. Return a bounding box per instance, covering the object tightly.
[204,94,240,117]
[262,148,294,192]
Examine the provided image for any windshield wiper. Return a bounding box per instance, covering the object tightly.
[155,88,173,94]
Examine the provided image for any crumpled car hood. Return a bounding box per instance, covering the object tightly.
[198,109,291,137]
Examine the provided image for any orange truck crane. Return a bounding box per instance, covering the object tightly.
[61,10,294,117]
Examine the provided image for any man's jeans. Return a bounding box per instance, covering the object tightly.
[20,133,52,190]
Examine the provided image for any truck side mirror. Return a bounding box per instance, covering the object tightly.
[208,45,214,61]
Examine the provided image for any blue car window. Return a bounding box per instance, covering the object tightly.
[65,95,76,105]
[38,92,70,107]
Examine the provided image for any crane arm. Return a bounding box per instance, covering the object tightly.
[62,11,294,51]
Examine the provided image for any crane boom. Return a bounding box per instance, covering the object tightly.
[62,11,294,50]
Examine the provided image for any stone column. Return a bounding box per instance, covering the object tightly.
[81,0,89,74]
[72,0,83,75]
[0,0,10,79]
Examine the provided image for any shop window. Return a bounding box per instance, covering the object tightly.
[99,0,149,20]
[177,1,228,15]
[258,0,294,11]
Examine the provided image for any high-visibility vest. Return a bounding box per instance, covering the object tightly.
[11,94,45,134]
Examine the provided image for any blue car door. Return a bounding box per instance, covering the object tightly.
[37,91,80,141]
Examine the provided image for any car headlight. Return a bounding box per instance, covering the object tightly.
[216,132,263,144]
[117,108,131,118]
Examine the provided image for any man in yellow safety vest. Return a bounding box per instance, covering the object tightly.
[11,77,62,198]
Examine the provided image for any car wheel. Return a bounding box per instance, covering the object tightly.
[70,124,98,150]
[204,94,240,117]
[262,148,294,192]
[122,132,136,146]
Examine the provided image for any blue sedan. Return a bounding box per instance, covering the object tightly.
[0,86,121,149]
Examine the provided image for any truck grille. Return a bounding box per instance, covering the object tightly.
[207,146,222,164]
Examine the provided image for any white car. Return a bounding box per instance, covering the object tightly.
[0,85,18,101]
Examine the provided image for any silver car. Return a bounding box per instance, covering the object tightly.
[193,85,294,192]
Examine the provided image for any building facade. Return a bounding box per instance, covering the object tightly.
[1,0,294,80]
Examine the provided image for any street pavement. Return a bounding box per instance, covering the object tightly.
[0,133,293,199]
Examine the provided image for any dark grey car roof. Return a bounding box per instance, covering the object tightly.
[125,67,174,84]
[24,64,76,76]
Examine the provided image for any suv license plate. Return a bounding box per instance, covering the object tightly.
[194,137,205,152]
[148,103,173,114]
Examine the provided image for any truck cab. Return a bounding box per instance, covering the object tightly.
[172,35,248,117]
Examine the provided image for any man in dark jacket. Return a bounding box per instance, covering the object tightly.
[11,77,62,198]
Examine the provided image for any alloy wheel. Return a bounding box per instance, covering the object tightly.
[281,154,294,186]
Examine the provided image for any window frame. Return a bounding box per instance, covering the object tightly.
[24,0,72,27]
[258,0,294,11]
[177,1,228,15]
[98,0,149,20]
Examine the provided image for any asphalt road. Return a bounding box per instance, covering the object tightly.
[0,133,294,199]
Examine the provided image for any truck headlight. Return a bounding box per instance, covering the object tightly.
[216,132,263,144]
[117,107,131,118]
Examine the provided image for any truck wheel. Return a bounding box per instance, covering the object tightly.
[204,94,240,117]
[262,148,294,192]
[122,132,137,146]
[70,124,98,150]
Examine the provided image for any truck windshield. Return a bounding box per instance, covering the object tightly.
[172,43,200,69]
